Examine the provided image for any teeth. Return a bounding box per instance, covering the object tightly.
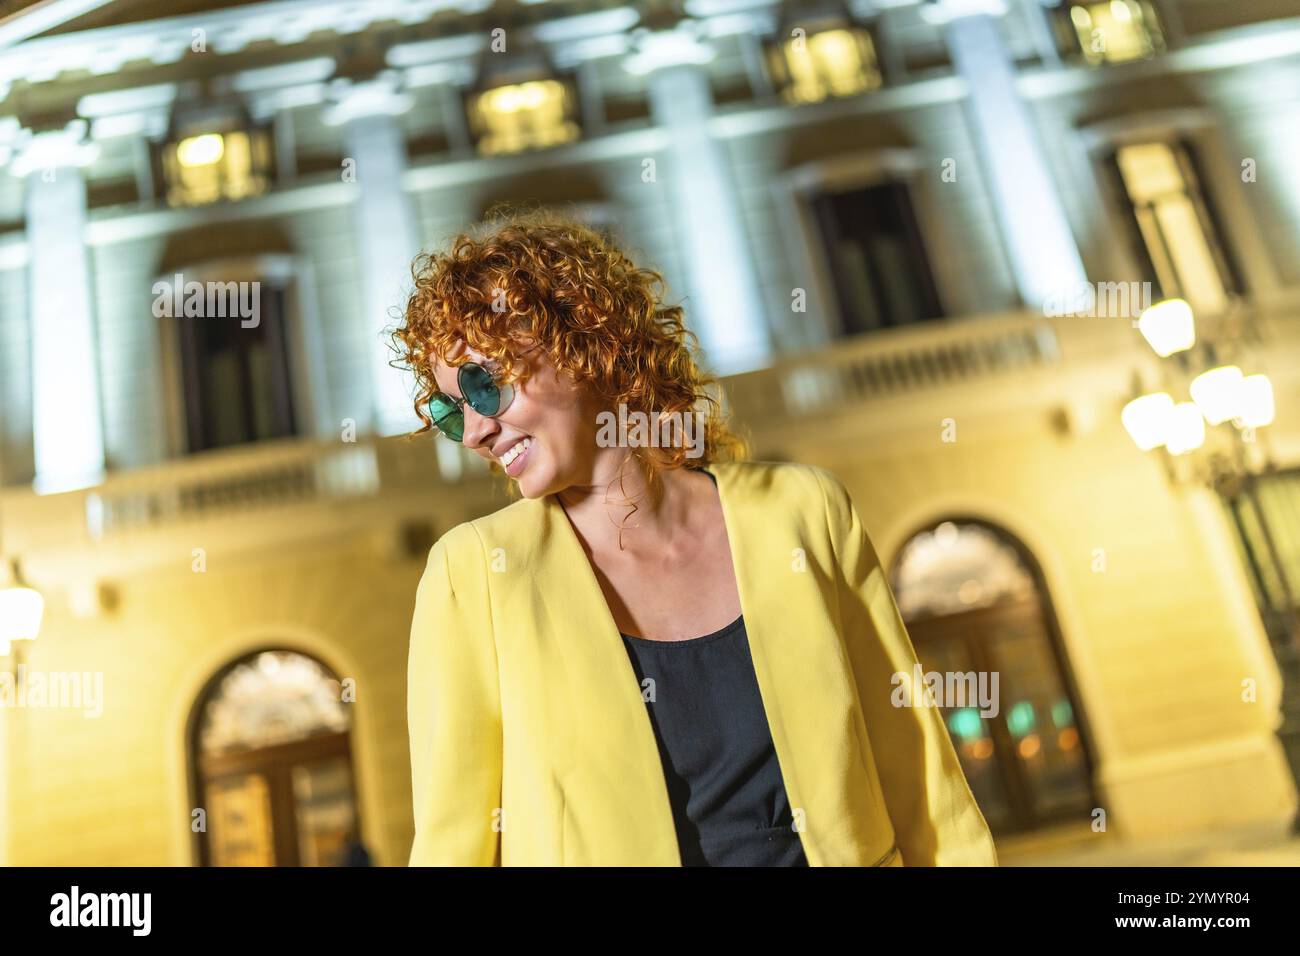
[501,437,531,466]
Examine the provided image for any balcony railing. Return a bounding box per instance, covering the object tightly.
[723,310,1065,428]
[85,440,384,539]
[0,303,1261,564]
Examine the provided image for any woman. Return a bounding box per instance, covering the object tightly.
[396,211,997,867]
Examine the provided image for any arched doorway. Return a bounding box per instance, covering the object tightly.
[189,649,364,866]
[891,519,1096,834]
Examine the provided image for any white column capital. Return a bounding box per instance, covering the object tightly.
[77,82,176,141]
[940,5,1087,308]
[919,0,1009,26]
[322,70,414,127]
[0,116,16,169]
[335,90,419,437]
[8,120,99,178]
[624,22,717,76]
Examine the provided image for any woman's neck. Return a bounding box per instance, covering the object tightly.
[556,453,702,556]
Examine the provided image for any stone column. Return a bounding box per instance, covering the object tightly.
[13,122,105,494]
[325,74,420,437]
[931,1,1088,310]
[634,28,773,375]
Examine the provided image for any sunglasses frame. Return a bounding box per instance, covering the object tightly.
[427,361,516,443]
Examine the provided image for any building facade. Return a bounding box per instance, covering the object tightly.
[0,0,1298,864]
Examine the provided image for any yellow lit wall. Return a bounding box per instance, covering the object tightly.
[1,535,425,866]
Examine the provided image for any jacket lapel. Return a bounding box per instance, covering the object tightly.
[522,461,843,865]
[709,461,841,866]
[531,484,682,864]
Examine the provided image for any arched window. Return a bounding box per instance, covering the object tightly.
[190,649,365,866]
[892,520,1095,834]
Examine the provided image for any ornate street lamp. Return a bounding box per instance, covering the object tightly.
[1,481,42,691]
[1,503,43,691]
[1121,298,1274,464]
[0,559,42,659]
[1121,298,1300,831]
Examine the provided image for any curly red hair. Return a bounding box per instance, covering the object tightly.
[391,207,750,490]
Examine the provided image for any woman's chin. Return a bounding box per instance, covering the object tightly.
[513,462,549,499]
[516,477,548,499]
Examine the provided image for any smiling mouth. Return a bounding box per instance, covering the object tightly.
[501,437,532,475]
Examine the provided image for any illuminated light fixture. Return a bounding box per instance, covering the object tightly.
[159,107,274,207]
[1234,374,1275,429]
[1165,401,1206,456]
[1189,365,1244,426]
[175,132,225,167]
[0,559,44,656]
[1137,298,1195,357]
[1121,391,1174,451]
[1064,0,1166,66]
[766,15,882,105]
[466,45,580,157]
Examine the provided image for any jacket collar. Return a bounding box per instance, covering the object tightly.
[507,461,836,864]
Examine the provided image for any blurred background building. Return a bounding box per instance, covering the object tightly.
[0,0,1298,866]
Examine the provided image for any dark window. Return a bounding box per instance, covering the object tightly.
[809,180,943,337]
[177,283,297,452]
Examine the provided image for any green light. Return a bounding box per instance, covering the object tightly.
[1008,701,1036,737]
[948,708,984,741]
[1052,699,1073,728]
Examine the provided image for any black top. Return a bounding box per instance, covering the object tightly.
[617,470,808,867]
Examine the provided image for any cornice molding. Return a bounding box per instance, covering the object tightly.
[0,0,115,50]
[0,0,492,97]
[1016,16,1300,100]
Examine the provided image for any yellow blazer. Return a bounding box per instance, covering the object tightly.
[407,459,998,866]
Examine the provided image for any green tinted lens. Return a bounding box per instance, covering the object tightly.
[458,362,501,417]
[428,393,464,442]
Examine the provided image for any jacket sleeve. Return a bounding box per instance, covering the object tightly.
[407,524,503,866]
[814,467,998,867]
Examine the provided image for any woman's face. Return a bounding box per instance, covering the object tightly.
[432,340,607,499]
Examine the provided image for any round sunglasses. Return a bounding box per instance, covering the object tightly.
[427,361,516,443]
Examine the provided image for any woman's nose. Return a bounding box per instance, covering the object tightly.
[460,406,499,451]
